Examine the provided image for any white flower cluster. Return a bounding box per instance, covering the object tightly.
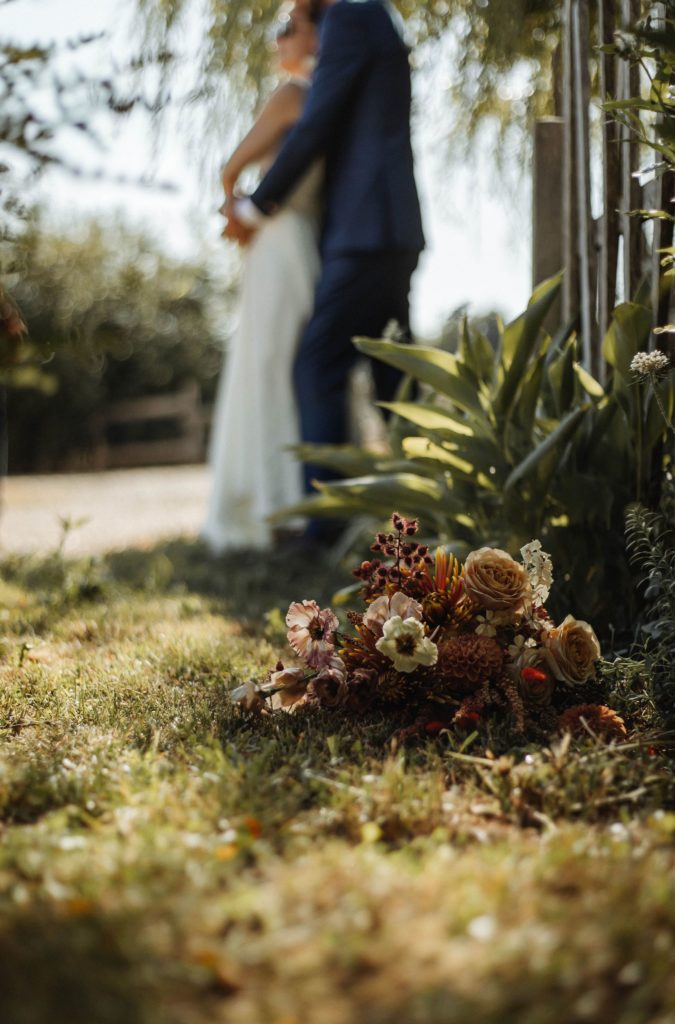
[382,319,405,342]
[475,608,515,638]
[630,350,672,381]
[520,539,553,608]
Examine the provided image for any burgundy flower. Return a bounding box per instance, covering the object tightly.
[309,656,348,708]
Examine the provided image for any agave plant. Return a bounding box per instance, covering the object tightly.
[284,276,674,636]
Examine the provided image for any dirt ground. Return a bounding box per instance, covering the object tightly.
[0,465,211,556]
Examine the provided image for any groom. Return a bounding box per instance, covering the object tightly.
[227,0,425,542]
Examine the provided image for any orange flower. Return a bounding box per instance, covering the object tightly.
[521,666,547,683]
[454,708,481,730]
[0,297,27,341]
[558,704,627,742]
[431,547,461,592]
[519,665,554,705]
[243,816,263,839]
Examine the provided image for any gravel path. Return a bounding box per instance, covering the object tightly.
[0,465,211,557]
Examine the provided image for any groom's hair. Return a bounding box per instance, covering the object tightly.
[307,0,323,23]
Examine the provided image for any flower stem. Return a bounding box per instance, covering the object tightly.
[635,381,644,503]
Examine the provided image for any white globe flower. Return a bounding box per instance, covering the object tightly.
[630,350,671,381]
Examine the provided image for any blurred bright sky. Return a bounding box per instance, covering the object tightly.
[5,0,532,338]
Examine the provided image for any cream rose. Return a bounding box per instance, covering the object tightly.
[542,615,601,685]
[463,547,532,613]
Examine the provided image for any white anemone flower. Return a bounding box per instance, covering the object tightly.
[375,616,438,673]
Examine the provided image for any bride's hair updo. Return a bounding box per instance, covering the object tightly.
[291,0,321,24]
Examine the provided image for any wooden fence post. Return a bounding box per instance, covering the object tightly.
[572,0,596,372]
[620,0,645,300]
[562,0,580,327]
[532,117,565,332]
[598,0,621,348]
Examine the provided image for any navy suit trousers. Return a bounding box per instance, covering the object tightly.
[293,249,418,498]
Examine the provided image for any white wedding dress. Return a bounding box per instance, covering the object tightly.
[202,155,322,552]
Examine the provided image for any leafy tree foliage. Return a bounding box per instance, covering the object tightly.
[0,2,175,398]
[0,3,169,184]
[134,0,562,144]
[7,218,231,471]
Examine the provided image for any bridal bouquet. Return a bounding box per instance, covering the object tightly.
[233,514,626,742]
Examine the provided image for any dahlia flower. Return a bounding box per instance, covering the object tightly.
[558,704,627,741]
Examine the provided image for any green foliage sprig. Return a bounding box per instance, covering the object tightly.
[625,502,675,724]
[603,4,675,169]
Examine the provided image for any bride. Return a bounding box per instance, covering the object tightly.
[202,1,322,553]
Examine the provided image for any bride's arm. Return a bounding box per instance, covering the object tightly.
[222,83,306,198]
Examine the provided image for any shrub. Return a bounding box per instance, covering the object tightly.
[7,218,232,471]
[285,277,674,640]
[625,503,675,725]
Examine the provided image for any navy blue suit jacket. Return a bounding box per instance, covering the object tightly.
[251,0,425,257]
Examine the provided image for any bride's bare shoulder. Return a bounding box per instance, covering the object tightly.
[271,79,309,109]
[254,80,308,130]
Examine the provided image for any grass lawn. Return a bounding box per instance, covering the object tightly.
[0,539,674,1024]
